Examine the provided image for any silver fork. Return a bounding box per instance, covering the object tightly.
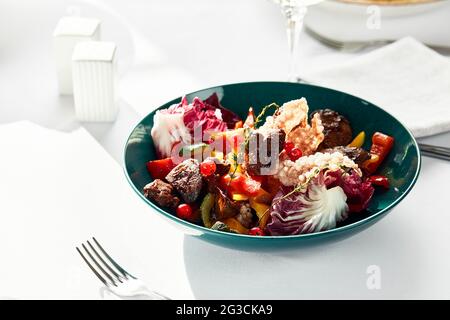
[418,143,450,162]
[76,237,170,300]
[304,25,391,51]
[304,25,450,52]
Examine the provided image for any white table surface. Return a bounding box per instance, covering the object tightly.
[1,0,449,299]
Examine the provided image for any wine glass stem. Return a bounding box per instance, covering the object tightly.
[283,5,307,82]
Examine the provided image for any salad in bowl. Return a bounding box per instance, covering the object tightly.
[141,92,396,237]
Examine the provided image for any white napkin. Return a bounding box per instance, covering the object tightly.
[0,122,192,299]
[303,37,450,137]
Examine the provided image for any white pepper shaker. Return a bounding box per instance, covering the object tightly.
[72,41,118,122]
[53,16,101,95]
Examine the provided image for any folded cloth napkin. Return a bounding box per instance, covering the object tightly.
[303,37,450,137]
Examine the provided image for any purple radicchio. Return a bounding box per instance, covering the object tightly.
[151,94,238,158]
[203,93,241,129]
[266,173,348,236]
[324,169,375,213]
[182,97,227,135]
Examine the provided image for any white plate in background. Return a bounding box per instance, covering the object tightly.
[304,0,450,48]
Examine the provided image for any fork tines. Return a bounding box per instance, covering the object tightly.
[76,237,135,287]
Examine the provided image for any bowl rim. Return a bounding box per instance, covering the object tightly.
[123,81,421,241]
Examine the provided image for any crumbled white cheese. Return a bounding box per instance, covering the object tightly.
[276,151,360,186]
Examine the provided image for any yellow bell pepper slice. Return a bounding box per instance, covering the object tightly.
[222,218,249,234]
[362,154,380,171]
[232,193,249,201]
[348,131,365,148]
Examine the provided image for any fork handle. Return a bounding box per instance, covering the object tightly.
[133,289,170,300]
[100,287,170,300]
[419,143,450,161]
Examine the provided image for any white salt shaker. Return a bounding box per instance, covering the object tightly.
[72,41,118,122]
[53,17,101,95]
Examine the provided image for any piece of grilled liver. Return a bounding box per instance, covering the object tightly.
[246,128,286,175]
[143,179,180,209]
[165,159,203,203]
[311,109,353,149]
[323,146,370,167]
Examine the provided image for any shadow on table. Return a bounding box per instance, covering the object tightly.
[182,207,424,299]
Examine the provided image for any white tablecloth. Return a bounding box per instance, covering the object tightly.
[0,0,449,299]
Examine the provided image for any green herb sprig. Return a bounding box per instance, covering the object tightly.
[254,102,279,129]
[226,102,280,190]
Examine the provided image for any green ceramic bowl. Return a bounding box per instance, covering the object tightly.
[124,82,420,249]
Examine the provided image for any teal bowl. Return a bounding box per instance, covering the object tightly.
[124,82,421,249]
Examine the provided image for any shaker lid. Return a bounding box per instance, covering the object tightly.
[53,17,101,37]
[72,41,116,62]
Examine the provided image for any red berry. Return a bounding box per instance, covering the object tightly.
[284,141,295,153]
[249,227,265,236]
[288,147,302,161]
[176,204,194,220]
[200,160,216,176]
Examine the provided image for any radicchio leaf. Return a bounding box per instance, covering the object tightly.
[324,169,375,213]
[204,93,241,129]
[151,94,233,158]
[183,97,227,135]
[266,173,348,236]
[151,108,191,159]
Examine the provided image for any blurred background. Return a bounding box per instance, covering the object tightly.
[1,0,449,117]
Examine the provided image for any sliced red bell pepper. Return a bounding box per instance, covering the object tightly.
[220,174,245,194]
[368,175,390,189]
[220,173,261,197]
[364,132,394,174]
[241,176,261,196]
[146,158,176,180]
